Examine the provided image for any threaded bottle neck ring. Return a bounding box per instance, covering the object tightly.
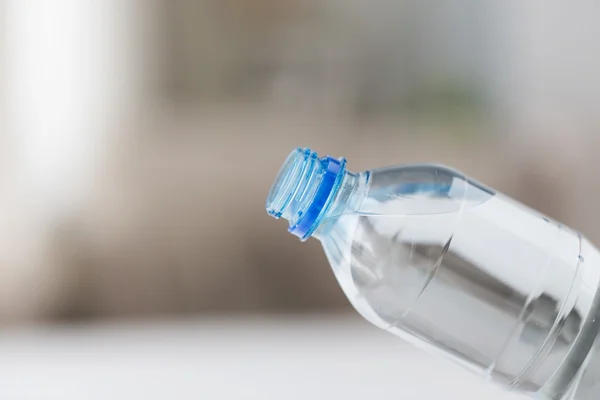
[266,148,346,240]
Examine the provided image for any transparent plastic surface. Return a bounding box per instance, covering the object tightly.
[266,149,600,400]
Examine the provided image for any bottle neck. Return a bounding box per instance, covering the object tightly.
[312,170,370,240]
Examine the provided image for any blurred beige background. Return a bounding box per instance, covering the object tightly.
[2,0,600,325]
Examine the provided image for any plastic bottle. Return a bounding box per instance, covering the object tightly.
[265,148,600,400]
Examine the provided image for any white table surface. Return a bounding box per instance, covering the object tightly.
[0,314,529,400]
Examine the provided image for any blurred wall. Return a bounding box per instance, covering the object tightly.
[2,0,600,325]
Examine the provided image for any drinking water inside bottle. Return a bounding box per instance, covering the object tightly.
[321,175,599,394]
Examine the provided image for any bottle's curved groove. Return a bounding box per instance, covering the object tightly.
[511,235,584,389]
[394,234,454,326]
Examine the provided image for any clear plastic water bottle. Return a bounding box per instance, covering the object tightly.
[265,148,600,400]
